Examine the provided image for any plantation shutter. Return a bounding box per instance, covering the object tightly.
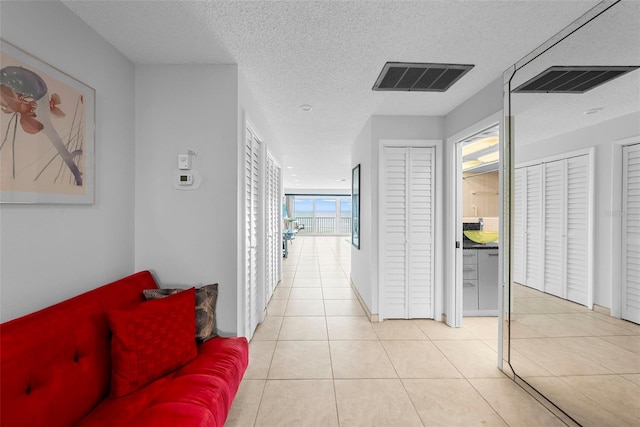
[382,147,408,318]
[565,155,589,305]
[265,153,281,304]
[543,160,565,298]
[623,144,640,323]
[525,164,543,291]
[381,146,434,319]
[513,168,525,284]
[244,127,261,337]
[407,148,434,317]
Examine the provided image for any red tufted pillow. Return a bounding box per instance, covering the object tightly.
[106,287,198,397]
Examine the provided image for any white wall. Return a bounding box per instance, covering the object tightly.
[238,69,283,164]
[0,1,136,321]
[350,115,445,317]
[135,65,281,337]
[445,77,503,139]
[516,112,640,309]
[350,117,373,310]
[135,64,240,335]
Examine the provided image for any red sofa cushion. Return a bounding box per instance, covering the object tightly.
[107,287,198,397]
[75,337,249,427]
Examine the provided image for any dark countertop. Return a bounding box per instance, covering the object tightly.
[463,243,499,250]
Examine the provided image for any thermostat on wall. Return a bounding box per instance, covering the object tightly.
[173,171,201,190]
[178,173,193,185]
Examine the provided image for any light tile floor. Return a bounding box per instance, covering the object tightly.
[225,236,565,427]
[509,283,640,426]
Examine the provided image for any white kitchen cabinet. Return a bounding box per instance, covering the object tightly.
[463,248,498,316]
[478,250,499,310]
[463,251,479,313]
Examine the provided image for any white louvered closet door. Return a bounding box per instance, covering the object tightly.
[525,165,543,291]
[543,160,566,299]
[382,147,408,318]
[275,164,282,281]
[513,168,525,284]
[407,148,434,317]
[265,153,281,305]
[381,146,434,319]
[565,155,589,305]
[244,128,261,337]
[622,144,640,323]
[265,155,274,306]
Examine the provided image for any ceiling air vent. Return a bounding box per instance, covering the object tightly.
[513,66,639,94]
[373,62,474,92]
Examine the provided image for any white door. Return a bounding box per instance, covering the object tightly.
[244,127,261,337]
[622,144,640,323]
[265,153,281,305]
[525,164,543,291]
[565,155,590,306]
[543,160,566,298]
[516,152,592,306]
[513,168,525,285]
[407,148,434,317]
[381,146,434,319]
[265,155,274,306]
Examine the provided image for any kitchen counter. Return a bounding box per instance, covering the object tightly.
[463,242,499,250]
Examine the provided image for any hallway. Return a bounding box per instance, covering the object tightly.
[225,236,564,426]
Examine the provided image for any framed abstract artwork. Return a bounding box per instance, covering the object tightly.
[0,39,95,204]
[352,163,360,249]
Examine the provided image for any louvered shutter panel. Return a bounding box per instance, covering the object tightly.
[276,165,282,281]
[623,144,640,323]
[250,135,260,333]
[565,155,589,305]
[407,147,434,318]
[271,159,277,296]
[266,157,282,298]
[244,128,261,337]
[543,160,565,298]
[265,155,274,304]
[525,165,543,291]
[244,129,254,337]
[513,168,525,284]
[382,147,408,318]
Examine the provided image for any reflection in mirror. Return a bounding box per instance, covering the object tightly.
[507,1,640,425]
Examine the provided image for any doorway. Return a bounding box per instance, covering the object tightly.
[447,113,503,328]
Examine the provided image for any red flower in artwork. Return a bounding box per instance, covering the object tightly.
[49,93,65,118]
[0,85,43,134]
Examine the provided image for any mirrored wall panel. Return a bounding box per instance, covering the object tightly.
[506,1,640,425]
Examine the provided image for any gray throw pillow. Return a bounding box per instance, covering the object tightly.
[143,284,218,342]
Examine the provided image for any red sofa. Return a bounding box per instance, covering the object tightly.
[0,271,249,427]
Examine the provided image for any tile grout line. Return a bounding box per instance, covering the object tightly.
[323,241,343,427]
[378,336,427,426]
[255,242,301,426]
[464,378,513,427]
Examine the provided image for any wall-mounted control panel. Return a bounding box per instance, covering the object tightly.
[174,151,200,190]
[178,173,193,186]
[178,154,191,170]
[173,171,200,190]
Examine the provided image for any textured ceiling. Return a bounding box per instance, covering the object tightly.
[510,1,640,147]
[63,0,602,190]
